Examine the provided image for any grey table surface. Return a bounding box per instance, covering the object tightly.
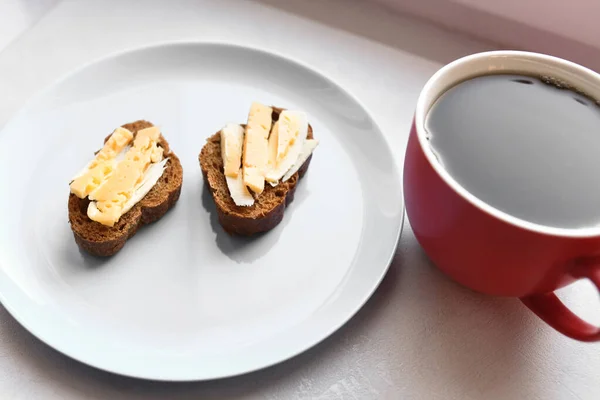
[0,1,599,399]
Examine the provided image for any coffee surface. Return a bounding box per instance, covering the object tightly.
[425,73,600,229]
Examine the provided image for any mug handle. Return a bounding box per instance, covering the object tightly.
[520,261,600,342]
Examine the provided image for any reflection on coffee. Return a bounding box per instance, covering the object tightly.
[425,73,600,229]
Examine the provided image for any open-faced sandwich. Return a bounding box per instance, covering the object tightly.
[68,120,183,256]
[199,102,319,235]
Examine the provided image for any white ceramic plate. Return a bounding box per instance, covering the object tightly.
[0,42,403,381]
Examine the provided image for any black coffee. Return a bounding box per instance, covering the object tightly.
[425,73,600,229]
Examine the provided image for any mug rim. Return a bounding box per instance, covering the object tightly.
[414,50,600,238]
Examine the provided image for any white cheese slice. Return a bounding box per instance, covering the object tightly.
[282,139,319,182]
[265,110,308,183]
[225,168,255,206]
[220,123,245,178]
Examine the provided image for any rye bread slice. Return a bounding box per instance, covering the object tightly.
[199,107,314,235]
[68,120,183,256]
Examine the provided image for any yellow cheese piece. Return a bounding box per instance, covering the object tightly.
[89,159,143,203]
[87,202,117,227]
[96,127,134,161]
[137,126,160,141]
[220,123,245,178]
[242,102,272,194]
[265,110,308,184]
[86,126,165,227]
[133,126,164,162]
[87,159,169,226]
[121,158,168,216]
[69,127,134,198]
[267,121,279,172]
[69,161,116,198]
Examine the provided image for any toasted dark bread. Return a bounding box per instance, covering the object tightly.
[68,120,183,256]
[199,107,313,235]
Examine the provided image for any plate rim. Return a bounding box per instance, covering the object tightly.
[0,40,404,381]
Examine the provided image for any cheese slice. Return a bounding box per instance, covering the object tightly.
[265,110,308,184]
[83,126,166,227]
[267,121,280,172]
[220,123,255,207]
[70,160,117,198]
[266,121,280,187]
[87,158,169,224]
[132,126,164,163]
[282,139,319,182]
[69,127,134,198]
[220,123,245,178]
[225,168,255,207]
[276,111,305,163]
[242,102,272,194]
[97,127,135,160]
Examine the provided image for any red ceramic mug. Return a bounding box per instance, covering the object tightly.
[404,50,600,342]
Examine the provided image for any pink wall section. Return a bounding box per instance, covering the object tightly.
[452,0,600,48]
[373,0,600,72]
